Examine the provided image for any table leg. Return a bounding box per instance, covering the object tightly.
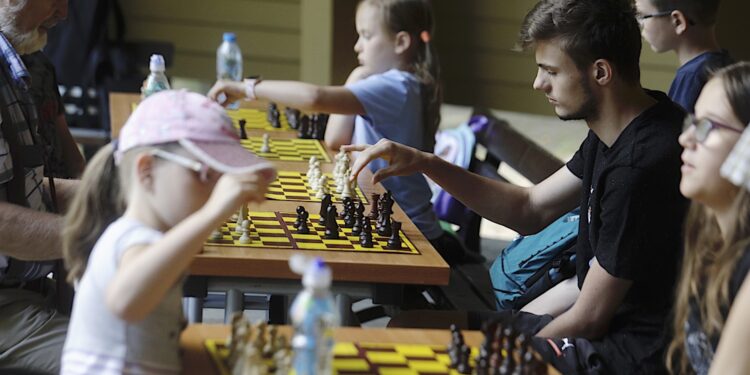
[224,289,244,323]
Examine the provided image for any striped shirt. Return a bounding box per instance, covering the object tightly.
[0,32,54,282]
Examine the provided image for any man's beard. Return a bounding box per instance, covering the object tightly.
[0,12,48,55]
[558,79,599,122]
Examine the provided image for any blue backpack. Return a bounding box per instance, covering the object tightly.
[489,208,580,310]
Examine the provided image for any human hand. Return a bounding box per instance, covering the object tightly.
[207,80,249,106]
[342,139,429,185]
[203,167,276,219]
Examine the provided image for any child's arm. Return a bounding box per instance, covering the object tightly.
[709,273,750,375]
[105,170,273,322]
[208,80,365,116]
[324,67,374,151]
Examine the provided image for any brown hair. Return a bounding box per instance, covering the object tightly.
[651,0,721,26]
[360,0,441,152]
[62,142,179,283]
[518,0,642,85]
[666,62,750,374]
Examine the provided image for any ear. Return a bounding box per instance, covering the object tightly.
[393,31,412,55]
[671,10,689,35]
[134,152,156,191]
[591,59,613,86]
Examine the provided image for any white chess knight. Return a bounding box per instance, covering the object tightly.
[340,177,352,199]
[259,133,271,153]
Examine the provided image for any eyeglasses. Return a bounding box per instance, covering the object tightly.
[682,114,743,143]
[636,10,695,25]
[150,149,214,182]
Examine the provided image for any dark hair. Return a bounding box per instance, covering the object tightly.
[518,0,642,84]
[651,0,721,26]
[666,61,750,374]
[361,0,441,152]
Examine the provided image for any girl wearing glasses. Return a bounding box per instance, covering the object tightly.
[59,90,276,374]
[666,62,750,375]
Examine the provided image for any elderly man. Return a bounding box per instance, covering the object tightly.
[0,0,83,373]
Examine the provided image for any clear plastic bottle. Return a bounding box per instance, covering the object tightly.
[289,256,339,375]
[216,32,243,109]
[141,54,170,99]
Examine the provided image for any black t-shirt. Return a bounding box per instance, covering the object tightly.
[566,90,689,367]
[684,246,750,375]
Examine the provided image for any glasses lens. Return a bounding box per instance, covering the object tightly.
[694,118,712,143]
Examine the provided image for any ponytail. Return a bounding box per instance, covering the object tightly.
[363,0,442,152]
[62,143,125,283]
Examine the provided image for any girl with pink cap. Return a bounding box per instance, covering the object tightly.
[59,90,275,374]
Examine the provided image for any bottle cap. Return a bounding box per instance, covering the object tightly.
[223,32,237,42]
[292,256,332,290]
[149,54,166,72]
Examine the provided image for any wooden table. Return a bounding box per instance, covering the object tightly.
[109,92,450,324]
[180,324,561,375]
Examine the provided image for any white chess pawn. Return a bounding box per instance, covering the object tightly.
[316,176,329,198]
[308,156,318,169]
[210,227,223,240]
[259,133,271,153]
[238,220,251,244]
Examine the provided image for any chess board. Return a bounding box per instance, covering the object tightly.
[241,137,331,162]
[205,211,419,255]
[226,108,293,132]
[267,171,368,203]
[205,339,478,375]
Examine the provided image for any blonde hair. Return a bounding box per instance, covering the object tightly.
[359,0,442,152]
[666,62,750,374]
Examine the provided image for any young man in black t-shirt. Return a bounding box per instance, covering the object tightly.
[345,0,689,373]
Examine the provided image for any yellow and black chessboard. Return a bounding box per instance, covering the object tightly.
[226,108,293,132]
[241,137,331,162]
[267,171,367,203]
[205,211,419,254]
[205,339,478,375]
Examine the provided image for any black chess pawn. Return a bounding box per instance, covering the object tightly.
[369,193,380,219]
[238,119,248,140]
[499,327,516,375]
[271,108,281,128]
[298,115,310,139]
[449,324,464,367]
[343,202,355,228]
[456,344,472,374]
[359,217,373,248]
[319,194,332,225]
[324,205,339,239]
[385,221,402,249]
[377,211,392,237]
[267,103,278,124]
[286,107,300,129]
[294,206,306,229]
[340,197,352,218]
[297,211,310,234]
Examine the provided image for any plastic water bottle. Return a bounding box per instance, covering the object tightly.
[141,54,170,99]
[289,256,339,375]
[216,32,243,109]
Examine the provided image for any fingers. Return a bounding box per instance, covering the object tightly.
[206,81,225,102]
[371,166,397,185]
[340,144,369,153]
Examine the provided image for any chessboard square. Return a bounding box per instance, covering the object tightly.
[334,342,359,356]
[332,358,370,371]
[322,239,352,246]
[394,345,437,357]
[376,368,419,375]
[366,352,407,364]
[250,212,278,219]
[435,354,451,365]
[297,242,342,250]
[255,228,285,235]
[292,234,324,240]
[407,359,449,372]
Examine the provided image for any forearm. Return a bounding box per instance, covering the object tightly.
[710,277,750,375]
[422,154,543,234]
[324,114,355,151]
[0,201,62,260]
[535,307,606,339]
[106,207,222,321]
[255,81,359,114]
[48,178,79,213]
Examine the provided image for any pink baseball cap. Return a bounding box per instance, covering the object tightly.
[116,90,275,177]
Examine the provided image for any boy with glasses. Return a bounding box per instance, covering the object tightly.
[635,0,733,113]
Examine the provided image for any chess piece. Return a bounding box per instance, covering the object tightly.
[340,197,352,218]
[449,324,465,367]
[324,205,339,239]
[270,108,281,128]
[352,201,365,235]
[297,211,310,234]
[294,206,306,229]
[210,227,223,240]
[319,194,332,225]
[369,193,380,219]
[499,326,516,375]
[236,205,248,228]
[285,107,300,129]
[272,335,292,375]
[260,133,271,153]
[385,221,402,249]
[340,178,353,199]
[297,114,310,139]
[239,119,248,140]
[457,344,472,374]
[315,175,329,199]
[267,103,278,123]
[360,217,373,248]
[343,201,355,228]
[239,220,251,244]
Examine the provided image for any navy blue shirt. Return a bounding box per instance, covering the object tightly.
[668,50,733,113]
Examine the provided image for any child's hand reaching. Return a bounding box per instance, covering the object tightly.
[202,168,276,221]
[208,80,249,106]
